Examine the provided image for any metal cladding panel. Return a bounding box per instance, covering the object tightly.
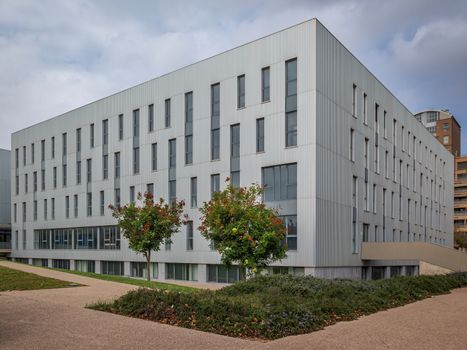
[314,21,454,267]
[10,20,318,268]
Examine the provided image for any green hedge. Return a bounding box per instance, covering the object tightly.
[90,273,467,339]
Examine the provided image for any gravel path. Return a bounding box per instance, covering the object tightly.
[1,261,466,349]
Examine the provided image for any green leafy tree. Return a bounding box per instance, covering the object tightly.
[455,232,467,251]
[199,181,287,275]
[109,192,185,281]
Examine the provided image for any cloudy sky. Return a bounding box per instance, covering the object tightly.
[1,0,467,152]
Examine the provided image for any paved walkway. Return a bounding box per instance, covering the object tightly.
[1,261,466,349]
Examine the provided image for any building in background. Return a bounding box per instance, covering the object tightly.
[454,157,467,250]
[0,148,11,256]
[10,19,457,281]
[414,109,461,156]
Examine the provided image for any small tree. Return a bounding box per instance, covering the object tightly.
[109,192,185,281]
[199,181,287,275]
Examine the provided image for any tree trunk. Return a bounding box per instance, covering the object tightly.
[146,250,151,282]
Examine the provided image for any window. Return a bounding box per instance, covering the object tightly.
[102,155,108,179]
[23,145,26,166]
[101,261,124,275]
[133,109,139,137]
[393,119,397,145]
[74,194,78,218]
[100,227,121,250]
[24,174,28,193]
[53,259,70,270]
[427,111,438,123]
[148,104,154,132]
[131,262,158,279]
[114,188,121,207]
[256,118,264,152]
[114,152,120,178]
[102,119,109,147]
[76,161,81,184]
[374,103,379,134]
[62,164,67,187]
[352,176,357,253]
[443,123,449,131]
[168,180,176,205]
[349,128,354,161]
[14,203,17,222]
[372,184,377,213]
[51,198,55,220]
[65,196,70,218]
[383,110,387,138]
[364,138,369,169]
[169,139,176,169]
[146,183,153,195]
[51,229,72,249]
[208,264,245,283]
[133,147,140,174]
[31,143,35,164]
[33,200,37,221]
[237,74,245,108]
[166,263,198,281]
[385,151,389,178]
[151,143,157,171]
[41,140,45,161]
[211,83,220,160]
[363,93,368,124]
[76,128,81,152]
[87,192,92,216]
[51,136,55,158]
[75,260,95,273]
[401,126,405,151]
[100,191,104,216]
[62,132,67,157]
[443,136,449,144]
[285,58,297,147]
[22,229,26,250]
[185,92,193,165]
[352,84,357,117]
[34,230,50,249]
[211,174,220,198]
[86,159,92,183]
[230,124,240,188]
[282,215,297,250]
[43,199,47,220]
[90,123,95,148]
[130,186,135,204]
[119,114,124,140]
[261,67,270,102]
[165,98,171,128]
[186,221,193,250]
[262,163,297,202]
[190,177,197,208]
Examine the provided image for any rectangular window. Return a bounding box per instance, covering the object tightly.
[364,138,369,168]
[350,128,354,161]
[75,260,95,273]
[383,110,387,138]
[33,200,37,221]
[363,93,368,124]
[51,137,55,158]
[169,139,176,169]
[375,103,379,134]
[114,152,120,178]
[51,198,55,220]
[130,186,135,204]
[102,155,108,180]
[237,74,245,108]
[21,202,26,222]
[65,196,70,218]
[185,91,193,164]
[282,215,297,250]
[52,259,70,269]
[101,261,124,275]
[62,164,67,187]
[373,184,377,213]
[114,188,120,207]
[262,163,297,202]
[102,119,108,145]
[100,227,121,250]
[62,133,67,157]
[402,125,405,151]
[41,140,45,161]
[133,109,139,137]
[261,67,270,102]
[100,191,104,216]
[168,180,176,205]
[31,143,35,164]
[285,58,297,147]
[207,264,245,283]
[148,104,154,132]
[165,98,171,128]
[146,183,154,195]
[186,221,193,251]
[15,175,19,195]
[385,151,389,178]
[256,118,264,152]
[43,199,47,220]
[76,128,81,152]
[133,147,140,174]
[190,177,197,208]
[151,143,157,171]
[14,203,17,222]
[211,83,220,160]
[211,174,220,198]
[119,114,124,140]
[24,174,28,193]
[76,161,81,184]
[352,176,358,253]
[90,123,95,148]
[87,192,92,216]
[74,194,78,218]
[230,124,240,188]
[86,159,92,183]
[166,263,198,281]
[23,146,26,166]
[352,84,357,117]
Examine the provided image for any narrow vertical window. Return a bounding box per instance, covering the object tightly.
[90,124,94,148]
[261,67,270,102]
[62,133,67,157]
[285,58,297,147]
[100,191,104,216]
[76,128,81,153]
[168,138,176,204]
[132,109,139,138]
[190,177,197,208]
[256,118,264,152]
[383,110,387,138]
[151,143,157,171]
[165,98,171,128]
[23,146,26,166]
[102,119,108,146]
[76,161,81,184]
[65,196,70,218]
[186,221,193,251]
[211,83,220,160]
[86,159,92,183]
[31,143,35,164]
[185,92,193,165]
[350,128,354,161]
[237,74,245,108]
[51,137,55,158]
[130,186,135,204]
[62,164,67,187]
[352,176,357,253]
[211,174,220,198]
[74,194,78,218]
[51,198,55,220]
[363,93,367,124]
[114,152,120,179]
[87,192,92,216]
[133,147,140,174]
[41,140,45,161]
[102,155,108,180]
[352,84,357,117]
[230,124,240,188]
[148,104,154,132]
[114,188,120,208]
[119,114,124,140]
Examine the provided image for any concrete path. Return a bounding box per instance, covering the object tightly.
[1,261,466,349]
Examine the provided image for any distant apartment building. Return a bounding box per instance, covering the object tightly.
[0,149,11,254]
[454,156,467,249]
[415,109,461,156]
[10,19,455,281]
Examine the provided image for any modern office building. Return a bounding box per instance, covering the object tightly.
[10,19,456,281]
[0,148,11,256]
[414,109,461,156]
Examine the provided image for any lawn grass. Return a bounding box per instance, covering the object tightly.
[53,268,196,293]
[0,265,77,291]
[90,272,467,340]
